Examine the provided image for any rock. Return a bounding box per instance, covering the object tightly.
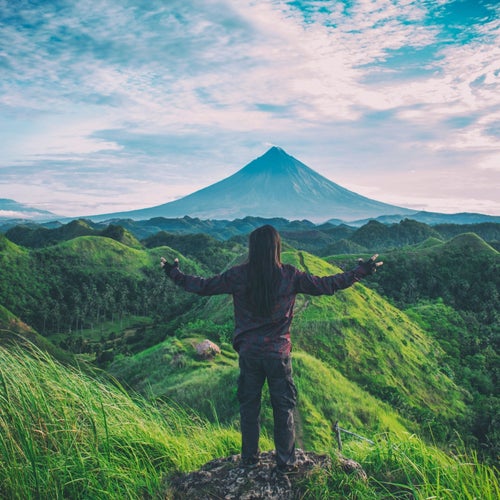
[195,339,221,360]
[337,456,368,481]
[163,449,366,499]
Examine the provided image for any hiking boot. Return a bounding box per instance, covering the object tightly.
[274,463,299,476]
[241,457,260,469]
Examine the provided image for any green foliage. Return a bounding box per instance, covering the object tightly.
[5,219,95,248]
[320,238,367,256]
[1,222,498,471]
[406,300,499,460]
[300,435,499,499]
[109,336,413,450]
[4,219,142,249]
[108,248,468,458]
[5,218,499,256]
[109,336,238,409]
[99,224,142,249]
[142,231,245,273]
[434,222,500,242]
[0,343,245,499]
[329,233,499,461]
[348,219,441,251]
[292,351,411,452]
[177,318,234,345]
[0,235,208,335]
[0,304,76,367]
[366,233,498,315]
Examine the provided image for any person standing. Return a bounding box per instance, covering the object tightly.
[161,224,382,474]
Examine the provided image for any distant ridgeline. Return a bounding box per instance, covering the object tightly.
[2,216,500,254]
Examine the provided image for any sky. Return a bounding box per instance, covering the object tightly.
[1,0,499,218]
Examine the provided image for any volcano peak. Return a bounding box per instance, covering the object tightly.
[88,147,413,222]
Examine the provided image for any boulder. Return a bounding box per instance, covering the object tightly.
[164,448,366,499]
[195,339,221,360]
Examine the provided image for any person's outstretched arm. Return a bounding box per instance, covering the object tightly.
[160,257,235,296]
[294,254,383,295]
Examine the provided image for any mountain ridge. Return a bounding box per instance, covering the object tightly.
[0,198,60,221]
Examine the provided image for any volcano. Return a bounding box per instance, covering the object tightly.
[91,147,413,222]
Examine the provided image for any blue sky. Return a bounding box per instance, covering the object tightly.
[1,0,499,217]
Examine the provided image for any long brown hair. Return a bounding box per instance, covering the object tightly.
[246,225,282,317]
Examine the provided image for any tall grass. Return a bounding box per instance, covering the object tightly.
[1,342,498,499]
[361,433,500,500]
[300,434,499,499]
[0,343,242,499]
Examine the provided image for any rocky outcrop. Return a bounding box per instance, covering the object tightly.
[164,449,366,499]
[195,339,221,360]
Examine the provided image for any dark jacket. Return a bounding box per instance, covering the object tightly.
[169,263,360,357]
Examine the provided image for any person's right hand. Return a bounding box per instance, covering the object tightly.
[354,254,383,278]
[160,257,179,276]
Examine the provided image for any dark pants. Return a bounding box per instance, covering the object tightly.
[237,354,297,466]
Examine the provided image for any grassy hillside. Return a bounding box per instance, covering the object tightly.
[0,304,67,357]
[351,232,499,313]
[5,217,499,255]
[1,342,498,499]
[142,231,245,273]
[1,227,498,498]
[4,219,142,249]
[109,334,413,450]
[327,232,499,460]
[0,342,244,499]
[288,252,465,430]
[0,234,209,335]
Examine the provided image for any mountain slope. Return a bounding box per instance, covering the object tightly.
[90,147,414,222]
[109,334,413,451]
[0,198,59,221]
[0,304,76,366]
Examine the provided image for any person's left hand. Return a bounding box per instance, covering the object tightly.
[160,257,179,276]
[354,254,383,278]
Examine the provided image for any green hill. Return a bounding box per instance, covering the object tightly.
[350,219,442,250]
[367,232,499,313]
[0,342,244,499]
[109,333,413,451]
[4,219,142,249]
[411,236,444,250]
[5,219,96,248]
[327,232,499,459]
[0,234,208,334]
[288,252,464,425]
[142,231,245,273]
[0,304,76,366]
[1,229,499,497]
[4,217,499,255]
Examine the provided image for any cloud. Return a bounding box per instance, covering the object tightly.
[0,0,499,216]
